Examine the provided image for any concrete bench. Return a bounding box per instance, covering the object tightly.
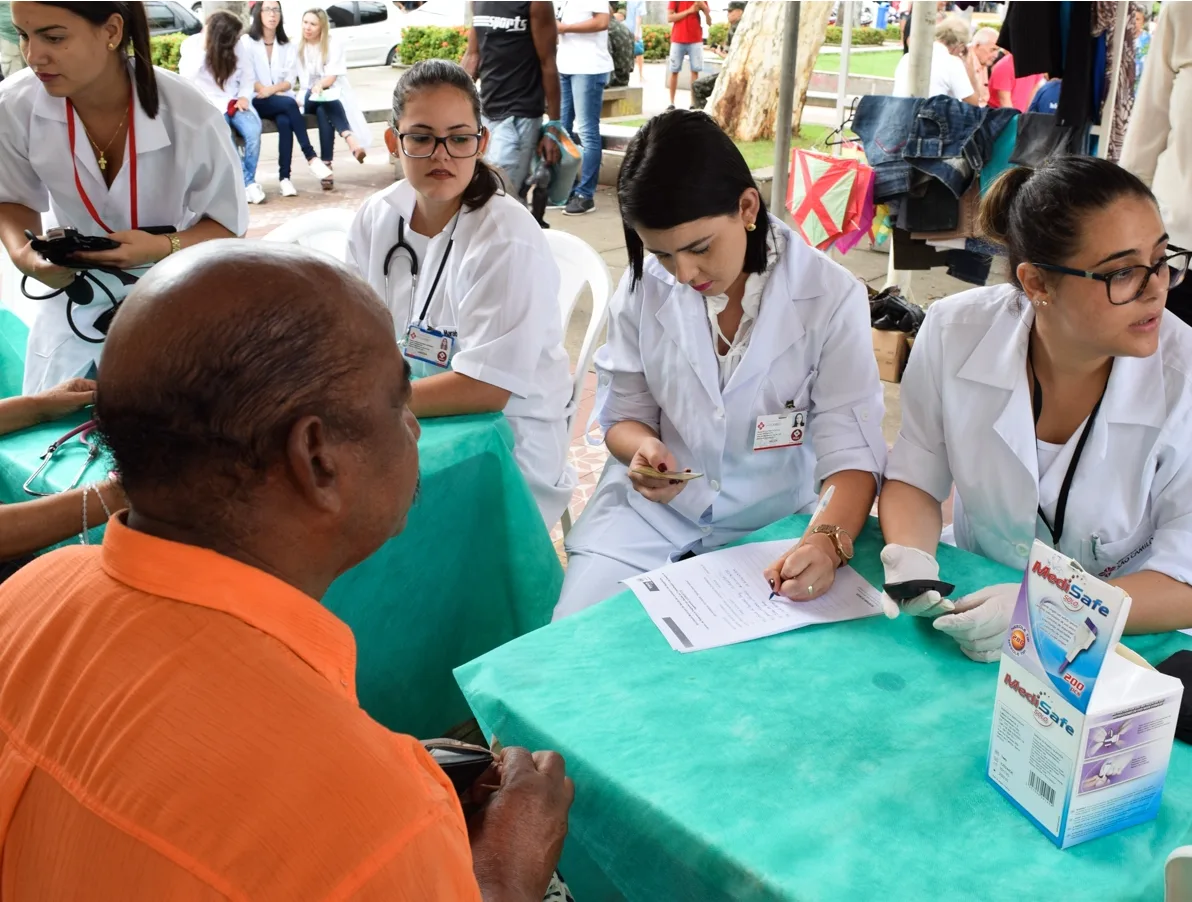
[256,108,391,135]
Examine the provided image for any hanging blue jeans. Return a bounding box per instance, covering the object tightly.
[853,95,920,202]
[559,71,608,200]
[224,107,262,186]
[253,93,317,180]
[902,96,1018,198]
[303,92,352,163]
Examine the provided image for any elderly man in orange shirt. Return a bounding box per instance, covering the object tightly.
[0,242,573,900]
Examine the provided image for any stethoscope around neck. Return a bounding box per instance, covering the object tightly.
[382,215,458,333]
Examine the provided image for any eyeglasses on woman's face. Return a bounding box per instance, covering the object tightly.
[1029,249,1191,305]
[397,132,483,159]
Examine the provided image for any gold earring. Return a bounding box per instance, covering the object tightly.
[745,221,756,232]
[108,43,115,50]
[1033,299,1048,308]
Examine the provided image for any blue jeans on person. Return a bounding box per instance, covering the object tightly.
[483,115,540,197]
[253,93,317,180]
[224,107,261,186]
[559,72,608,201]
[303,91,351,162]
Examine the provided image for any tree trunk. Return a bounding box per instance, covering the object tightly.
[201,1,249,23]
[708,0,833,142]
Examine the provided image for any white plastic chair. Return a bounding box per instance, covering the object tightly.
[1166,846,1192,900]
[543,229,613,535]
[262,209,357,263]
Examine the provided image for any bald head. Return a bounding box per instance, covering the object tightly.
[96,241,401,511]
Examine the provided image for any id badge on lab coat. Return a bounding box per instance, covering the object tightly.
[754,411,807,451]
[404,324,455,369]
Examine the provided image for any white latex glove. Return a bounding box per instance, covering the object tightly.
[932,582,1020,663]
[879,544,955,619]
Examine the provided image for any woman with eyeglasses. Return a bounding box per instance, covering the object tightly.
[241,1,333,196]
[879,157,1192,662]
[347,60,575,527]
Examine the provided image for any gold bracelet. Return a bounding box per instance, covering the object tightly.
[166,233,182,256]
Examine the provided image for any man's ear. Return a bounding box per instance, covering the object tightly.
[286,415,342,515]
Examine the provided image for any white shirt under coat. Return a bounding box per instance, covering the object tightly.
[178,33,255,109]
[569,219,888,557]
[240,34,300,101]
[887,283,1192,584]
[0,66,248,393]
[346,179,576,526]
[292,34,372,149]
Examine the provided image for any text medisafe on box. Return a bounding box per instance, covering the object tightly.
[986,540,1182,848]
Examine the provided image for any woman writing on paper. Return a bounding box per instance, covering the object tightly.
[347,61,574,526]
[553,110,886,620]
[296,7,368,190]
[0,1,246,394]
[879,157,1192,662]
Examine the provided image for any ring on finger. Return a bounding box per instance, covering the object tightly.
[807,583,814,596]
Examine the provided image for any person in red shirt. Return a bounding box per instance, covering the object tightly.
[667,0,708,109]
[987,50,1043,112]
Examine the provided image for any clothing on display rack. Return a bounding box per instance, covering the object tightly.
[998,2,1097,129]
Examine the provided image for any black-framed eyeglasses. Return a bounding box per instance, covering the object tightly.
[1029,249,1191,305]
[397,132,483,159]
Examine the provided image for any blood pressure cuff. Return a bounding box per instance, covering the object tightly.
[1155,650,1192,744]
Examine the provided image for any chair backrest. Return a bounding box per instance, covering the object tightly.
[543,229,613,437]
[262,209,358,262]
[1167,846,1192,900]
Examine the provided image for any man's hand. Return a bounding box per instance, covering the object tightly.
[71,229,172,269]
[627,437,688,504]
[14,240,77,289]
[469,747,573,902]
[537,132,561,165]
[33,378,96,421]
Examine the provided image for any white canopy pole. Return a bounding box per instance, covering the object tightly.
[834,1,855,153]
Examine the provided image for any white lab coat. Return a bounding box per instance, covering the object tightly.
[0,66,248,393]
[556,220,887,618]
[887,284,1192,584]
[347,179,576,526]
[294,34,372,150]
[240,34,301,100]
[178,33,255,109]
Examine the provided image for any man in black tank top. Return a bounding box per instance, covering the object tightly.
[464,2,561,200]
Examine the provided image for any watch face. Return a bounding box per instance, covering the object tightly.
[837,530,855,558]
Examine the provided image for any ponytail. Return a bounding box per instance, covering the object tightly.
[977,166,1033,250]
[40,2,160,117]
[461,158,504,211]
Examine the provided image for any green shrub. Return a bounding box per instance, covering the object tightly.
[399,25,467,65]
[707,22,728,47]
[642,24,669,61]
[824,25,886,45]
[884,23,901,41]
[149,32,185,72]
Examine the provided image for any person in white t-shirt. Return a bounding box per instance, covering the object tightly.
[555,0,611,216]
[892,17,978,104]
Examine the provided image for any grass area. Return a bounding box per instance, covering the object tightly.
[600,122,843,171]
[813,48,902,79]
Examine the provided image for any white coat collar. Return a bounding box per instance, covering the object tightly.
[32,64,172,174]
[382,179,473,241]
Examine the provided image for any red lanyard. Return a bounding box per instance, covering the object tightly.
[65,88,137,234]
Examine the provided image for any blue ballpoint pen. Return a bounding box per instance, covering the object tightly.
[769,485,836,600]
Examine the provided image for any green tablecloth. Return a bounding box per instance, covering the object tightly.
[0,411,563,739]
[456,516,1192,902]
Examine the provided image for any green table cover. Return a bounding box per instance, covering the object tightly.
[0,411,563,739]
[456,516,1192,902]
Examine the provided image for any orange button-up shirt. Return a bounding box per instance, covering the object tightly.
[0,517,482,901]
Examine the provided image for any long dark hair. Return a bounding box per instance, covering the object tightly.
[203,10,243,89]
[39,2,159,117]
[248,1,289,44]
[980,157,1157,290]
[618,110,770,286]
[392,59,503,211]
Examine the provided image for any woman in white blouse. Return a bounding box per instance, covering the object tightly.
[296,8,369,191]
[241,1,332,196]
[178,10,265,204]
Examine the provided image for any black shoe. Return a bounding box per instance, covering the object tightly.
[563,194,595,216]
[666,104,676,111]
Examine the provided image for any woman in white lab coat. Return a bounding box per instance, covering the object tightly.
[879,157,1192,662]
[347,60,575,526]
[295,7,369,190]
[178,10,266,203]
[0,1,247,394]
[554,110,887,620]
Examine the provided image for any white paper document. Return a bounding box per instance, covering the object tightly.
[624,539,883,653]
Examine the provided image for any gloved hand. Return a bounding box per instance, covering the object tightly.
[932,582,1020,663]
[880,544,955,619]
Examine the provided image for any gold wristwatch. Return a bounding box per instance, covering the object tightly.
[811,524,855,567]
[166,232,182,256]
